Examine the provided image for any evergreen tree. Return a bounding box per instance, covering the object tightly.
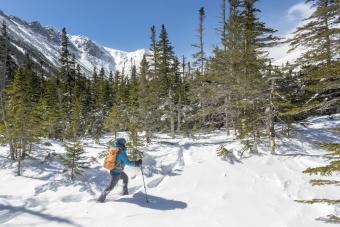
[297,126,340,221]
[44,76,63,139]
[149,25,160,80]
[234,0,278,152]
[157,24,176,94]
[0,21,8,90]
[127,122,144,160]
[219,0,227,51]
[289,0,340,115]
[61,142,89,180]
[57,27,71,140]
[192,7,206,74]
[0,21,15,159]
[128,64,139,107]
[91,67,107,142]
[138,55,158,143]
[67,84,82,140]
[157,24,178,137]
[4,66,41,175]
[104,105,123,139]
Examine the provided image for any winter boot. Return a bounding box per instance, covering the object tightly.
[122,186,129,195]
[97,192,107,202]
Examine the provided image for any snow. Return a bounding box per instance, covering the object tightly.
[0,115,339,227]
[0,10,147,76]
[11,42,25,54]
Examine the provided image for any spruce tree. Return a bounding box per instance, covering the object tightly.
[157,24,178,137]
[61,142,89,180]
[192,7,206,74]
[297,126,340,221]
[129,64,139,107]
[289,0,340,115]
[138,55,158,143]
[234,0,278,153]
[44,76,63,139]
[5,66,41,175]
[0,21,15,159]
[57,27,71,140]
[149,25,160,80]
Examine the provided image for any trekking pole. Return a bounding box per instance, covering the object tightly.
[140,165,149,203]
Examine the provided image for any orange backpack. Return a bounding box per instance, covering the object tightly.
[103,147,123,171]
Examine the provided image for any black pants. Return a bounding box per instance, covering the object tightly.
[105,171,128,193]
[98,171,128,202]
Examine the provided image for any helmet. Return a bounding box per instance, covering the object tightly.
[115,138,126,146]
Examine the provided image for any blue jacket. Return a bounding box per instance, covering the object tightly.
[110,143,136,174]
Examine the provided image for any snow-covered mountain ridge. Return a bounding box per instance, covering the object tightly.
[0,10,147,75]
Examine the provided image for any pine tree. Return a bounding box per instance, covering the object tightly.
[192,7,206,74]
[61,142,89,180]
[57,27,71,140]
[104,105,123,139]
[128,64,139,107]
[219,0,227,52]
[149,25,160,80]
[0,21,15,159]
[157,24,178,137]
[127,122,143,160]
[297,126,340,221]
[67,84,82,140]
[106,70,114,108]
[138,55,152,142]
[91,67,107,142]
[289,0,340,115]
[157,24,176,94]
[5,66,41,175]
[217,145,238,164]
[0,21,8,90]
[189,0,242,133]
[44,76,63,139]
[234,0,278,153]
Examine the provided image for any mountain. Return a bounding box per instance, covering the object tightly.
[0,10,147,76]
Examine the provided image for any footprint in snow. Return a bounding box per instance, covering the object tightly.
[147,176,165,188]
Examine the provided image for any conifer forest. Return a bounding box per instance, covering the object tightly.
[0,0,339,226]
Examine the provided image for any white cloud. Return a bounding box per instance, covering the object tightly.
[269,2,315,65]
[287,2,314,21]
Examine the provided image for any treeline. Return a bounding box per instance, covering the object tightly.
[0,0,339,176]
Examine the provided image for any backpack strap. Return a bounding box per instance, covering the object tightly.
[114,146,124,171]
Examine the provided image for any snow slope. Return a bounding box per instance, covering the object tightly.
[0,115,339,227]
[0,10,147,75]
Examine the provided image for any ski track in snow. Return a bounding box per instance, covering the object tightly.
[0,115,339,226]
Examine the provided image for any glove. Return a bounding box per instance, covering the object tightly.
[135,159,142,167]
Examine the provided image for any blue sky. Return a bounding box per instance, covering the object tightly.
[0,0,310,57]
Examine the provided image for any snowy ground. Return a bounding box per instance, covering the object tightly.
[0,115,339,227]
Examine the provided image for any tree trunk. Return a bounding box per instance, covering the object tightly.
[17,153,21,176]
[170,114,175,138]
[71,157,75,180]
[169,90,175,138]
[0,92,15,160]
[224,95,230,136]
[269,122,276,155]
[268,77,276,155]
[177,96,182,134]
[146,129,151,144]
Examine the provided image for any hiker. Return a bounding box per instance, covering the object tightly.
[98,138,142,202]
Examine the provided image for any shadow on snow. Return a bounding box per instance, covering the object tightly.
[0,203,81,226]
[114,192,187,211]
